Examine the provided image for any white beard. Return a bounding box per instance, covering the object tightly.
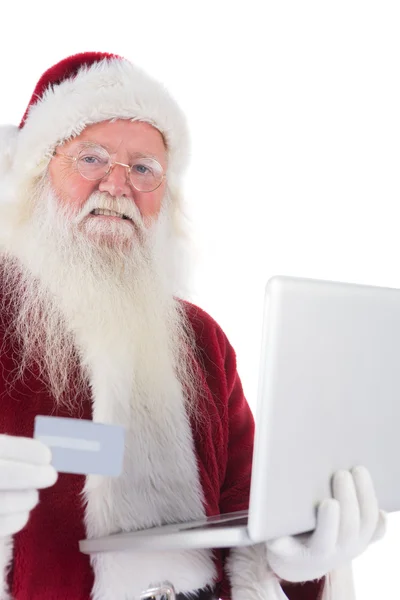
[0,177,198,415]
[0,178,216,596]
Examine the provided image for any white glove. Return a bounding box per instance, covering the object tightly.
[0,434,58,536]
[266,466,386,583]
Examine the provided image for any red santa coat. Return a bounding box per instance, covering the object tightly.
[0,300,325,600]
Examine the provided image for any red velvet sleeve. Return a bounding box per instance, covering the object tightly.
[218,329,254,515]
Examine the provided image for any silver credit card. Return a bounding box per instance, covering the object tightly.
[34,415,125,477]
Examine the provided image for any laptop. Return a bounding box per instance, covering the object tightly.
[80,275,400,554]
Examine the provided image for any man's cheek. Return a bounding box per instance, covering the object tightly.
[55,178,93,212]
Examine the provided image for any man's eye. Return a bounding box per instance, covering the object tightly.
[133,164,150,174]
[81,155,100,164]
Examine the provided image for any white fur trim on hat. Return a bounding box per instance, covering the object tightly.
[15,58,190,182]
[0,126,18,177]
[0,126,21,247]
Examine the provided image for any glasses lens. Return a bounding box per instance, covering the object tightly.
[130,158,164,192]
[77,146,110,180]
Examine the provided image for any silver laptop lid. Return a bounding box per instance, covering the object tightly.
[248,276,400,543]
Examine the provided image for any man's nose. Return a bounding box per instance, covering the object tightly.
[98,163,133,198]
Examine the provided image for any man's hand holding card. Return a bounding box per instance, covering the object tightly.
[0,417,125,538]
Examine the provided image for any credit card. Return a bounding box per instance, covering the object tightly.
[34,415,125,477]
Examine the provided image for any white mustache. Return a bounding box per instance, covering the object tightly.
[73,192,144,229]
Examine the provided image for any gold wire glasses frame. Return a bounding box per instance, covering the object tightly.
[53,144,166,193]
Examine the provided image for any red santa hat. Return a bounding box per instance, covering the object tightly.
[0,51,190,187]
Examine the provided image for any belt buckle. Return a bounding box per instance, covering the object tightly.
[140,581,176,599]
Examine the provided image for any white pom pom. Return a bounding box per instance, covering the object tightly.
[0,125,19,177]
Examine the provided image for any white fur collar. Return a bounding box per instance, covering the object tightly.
[82,359,216,598]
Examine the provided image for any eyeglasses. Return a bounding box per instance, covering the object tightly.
[53,144,166,193]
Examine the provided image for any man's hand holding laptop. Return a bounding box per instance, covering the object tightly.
[265,467,386,595]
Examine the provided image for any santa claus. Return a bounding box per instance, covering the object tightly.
[0,52,386,599]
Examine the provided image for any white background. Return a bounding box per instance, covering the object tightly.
[1,1,400,596]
